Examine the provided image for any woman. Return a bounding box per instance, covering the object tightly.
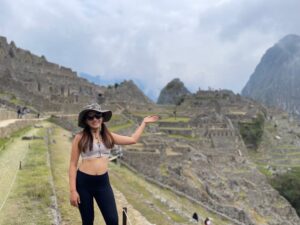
[69,103,159,225]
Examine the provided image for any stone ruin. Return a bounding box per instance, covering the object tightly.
[118,93,300,225]
[0,36,105,113]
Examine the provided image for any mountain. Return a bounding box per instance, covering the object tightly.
[242,34,300,114]
[0,35,153,113]
[104,80,154,106]
[0,36,103,113]
[79,72,124,86]
[157,78,191,104]
[79,72,157,102]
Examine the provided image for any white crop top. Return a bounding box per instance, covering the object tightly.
[81,142,111,159]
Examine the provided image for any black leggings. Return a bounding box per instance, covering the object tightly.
[76,170,118,225]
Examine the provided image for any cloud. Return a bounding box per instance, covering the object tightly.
[0,0,300,100]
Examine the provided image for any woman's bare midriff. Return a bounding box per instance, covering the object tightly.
[78,157,109,175]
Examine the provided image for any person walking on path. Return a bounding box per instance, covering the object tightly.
[69,103,159,225]
[17,106,21,119]
[204,217,212,225]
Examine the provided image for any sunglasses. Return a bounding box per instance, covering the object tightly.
[86,113,103,121]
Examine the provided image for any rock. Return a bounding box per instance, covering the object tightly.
[242,34,300,116]
[1,35,150,113]
[157,78,191,104]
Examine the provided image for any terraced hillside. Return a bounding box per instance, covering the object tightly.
[50,102,300,225]
[250,110,300,173]
[0,118,236,224]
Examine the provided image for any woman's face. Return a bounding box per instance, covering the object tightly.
[85,111,103,129]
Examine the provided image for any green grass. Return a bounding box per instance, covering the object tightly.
[0,126,53,225]
[168,134,198,141]
[109,121,134,132]
[270,167,300,216]
[111,114,122,120]
[270,152,300,156]
[274,145,300,150]
[160,127,192,130]
[110,163,232,225]
[49,124,232,224]
[159,117,191,122]
[110,164,191,224]
[257,166,273,178]
[239,113,265,150]
[160,163,169,176]
[0,125,32,153]
[131,112,156,117]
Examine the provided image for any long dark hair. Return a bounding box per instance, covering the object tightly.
[78,122,115,153]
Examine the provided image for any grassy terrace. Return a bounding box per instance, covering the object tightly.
[110,164,231,225]
[159,117,191,122]
[0,123,53,225]
[248,119,300,217]
[0,126,32,151]
[50,124,231,225]
[0,121,233,224]
[168,134,198,141]
[160,127,192,130]
[109,121,134,132]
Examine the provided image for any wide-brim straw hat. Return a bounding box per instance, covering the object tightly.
[78,103,112,128]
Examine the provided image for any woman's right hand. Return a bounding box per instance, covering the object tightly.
[70,190,81,207]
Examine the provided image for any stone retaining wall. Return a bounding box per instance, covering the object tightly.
[0,119,38,138]
[0,109,36,120]
[119,160,245,225]
[158,121,190,128]
[0,109,16,120]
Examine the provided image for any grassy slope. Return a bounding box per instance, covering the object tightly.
[0,123,53,225]
[0,119,233,225]
[50,123,231,225]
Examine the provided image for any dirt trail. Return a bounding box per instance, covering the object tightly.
[0,119,19,128]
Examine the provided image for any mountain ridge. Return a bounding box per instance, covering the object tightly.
[242,34,300,114]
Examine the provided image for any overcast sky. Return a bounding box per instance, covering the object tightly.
[1,0,300,101]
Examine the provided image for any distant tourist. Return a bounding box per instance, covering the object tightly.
[204,217,212,225]
[21,106,28,118]
[192,212,199,222]
[69,103,159,225]
[17,106,21,119]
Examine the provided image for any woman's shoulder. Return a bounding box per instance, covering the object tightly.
[73,132,83,141]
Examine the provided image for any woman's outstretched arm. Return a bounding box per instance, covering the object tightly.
[111,115,159,145]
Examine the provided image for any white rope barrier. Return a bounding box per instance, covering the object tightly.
[122,208,133,225]
[0,143,29,213]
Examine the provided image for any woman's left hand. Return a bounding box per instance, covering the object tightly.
[143,115,160,124]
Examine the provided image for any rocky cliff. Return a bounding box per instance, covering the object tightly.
[0,36,105,113]
[98,80,153,107]
[157,78,191,105]
[121,91,300,225]
[0,36,154,113]
[242,34,300,115]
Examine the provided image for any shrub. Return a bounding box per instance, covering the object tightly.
[239,113,265,150]
[271,168,300,216]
